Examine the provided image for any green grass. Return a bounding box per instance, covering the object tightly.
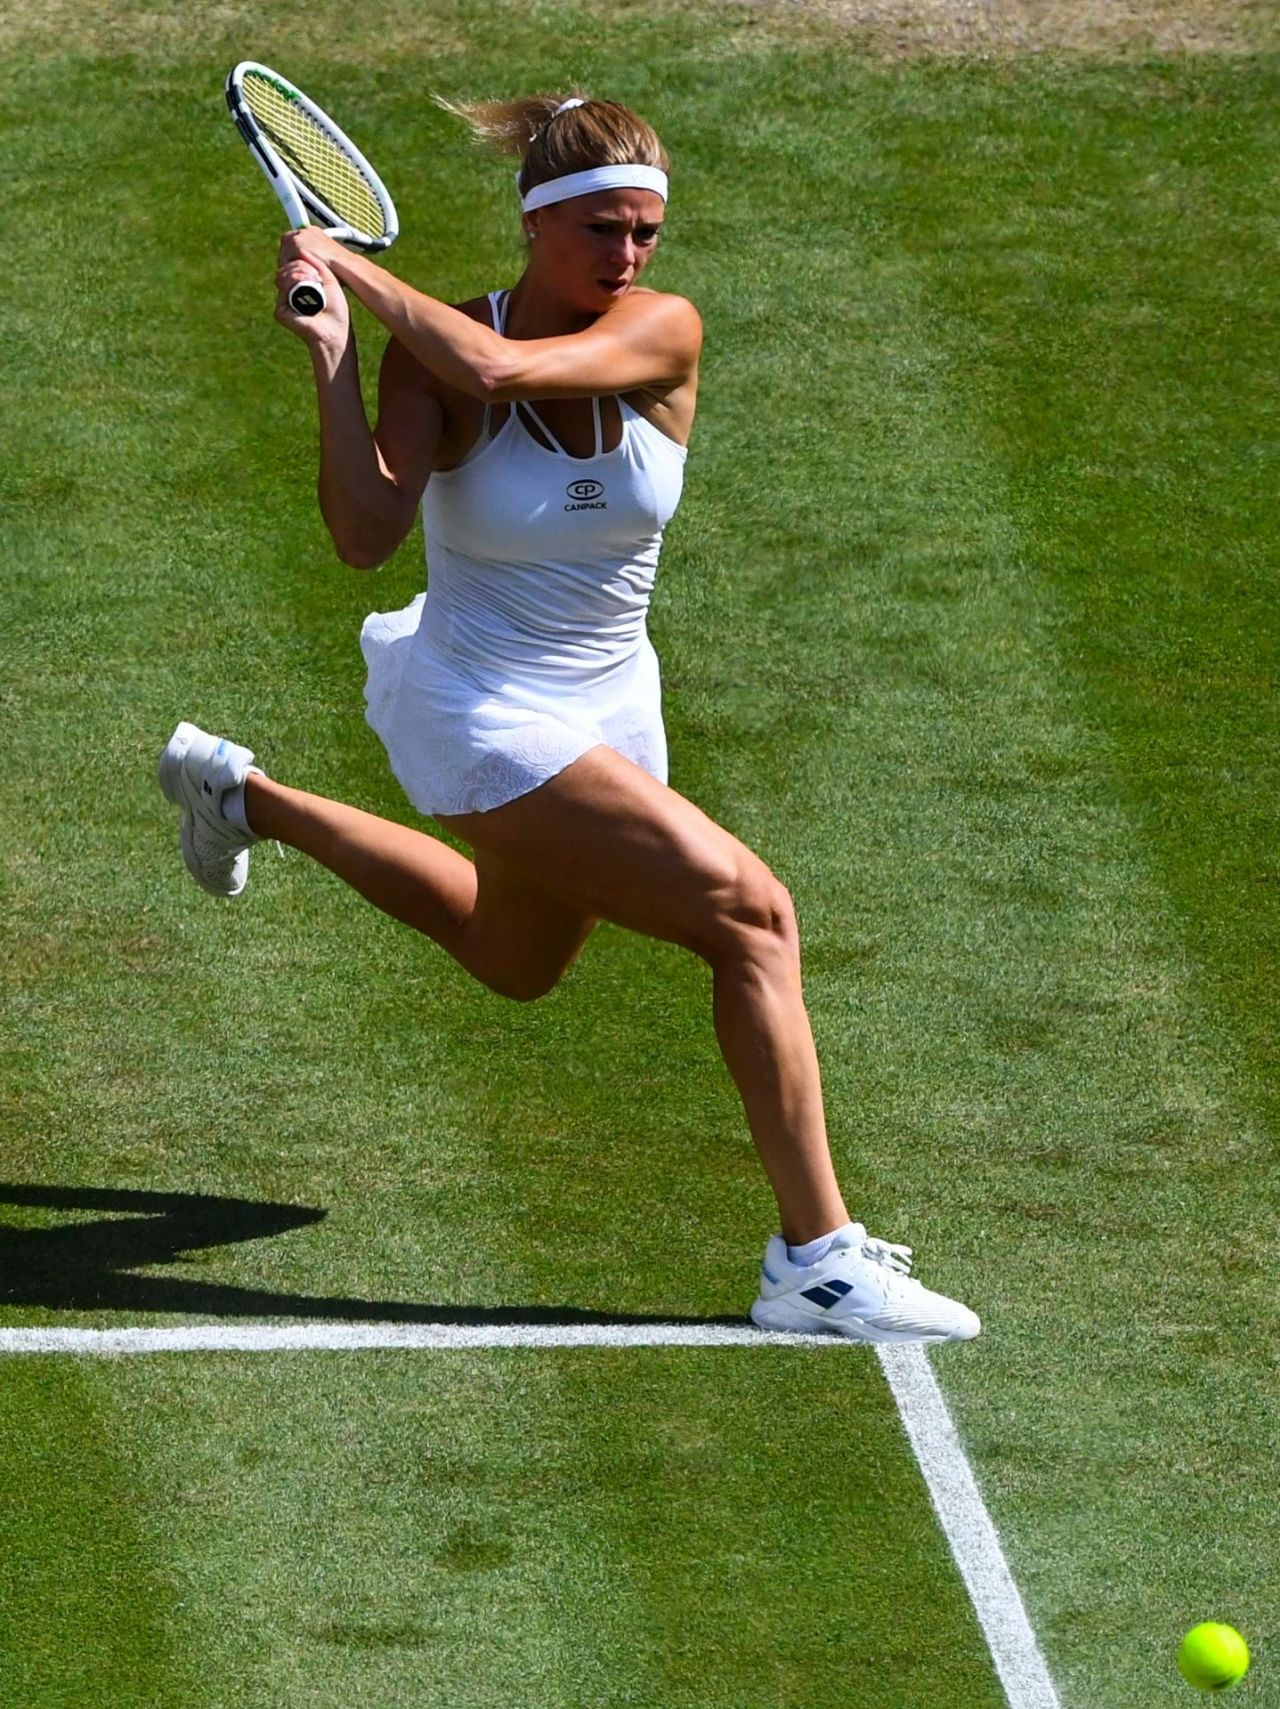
[3,5,1279,1705]
[0,1352,1006,1708]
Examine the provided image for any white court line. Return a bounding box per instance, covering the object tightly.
[878,1344,1063,1709]
[0,1323,1062,1709]
[0,1322,834,1354]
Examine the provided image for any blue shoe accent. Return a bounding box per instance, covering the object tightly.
[800,1277,854,1311]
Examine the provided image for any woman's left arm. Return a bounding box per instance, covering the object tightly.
[281,230,701,400]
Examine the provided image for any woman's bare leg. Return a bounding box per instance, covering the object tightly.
[244,775,595,1000]
[709,920,849,1243]
[244,754,848,1241]
[248,775,475,934]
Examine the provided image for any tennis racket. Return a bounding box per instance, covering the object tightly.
[225,61,399,316]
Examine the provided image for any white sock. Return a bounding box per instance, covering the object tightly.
[221,768,263,836]
[787,1221,856,1268]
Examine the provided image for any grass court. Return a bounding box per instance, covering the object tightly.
[2,1,1278,1703]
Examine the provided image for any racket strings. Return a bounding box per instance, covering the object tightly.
[242,72,389,240]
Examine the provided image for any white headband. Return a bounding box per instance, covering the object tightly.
[519,164,669,212]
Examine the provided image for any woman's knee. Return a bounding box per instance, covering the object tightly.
[463,918,594,1002]
[479,962,564,1003]
[695,851,799,966]
[455,868,595,1002]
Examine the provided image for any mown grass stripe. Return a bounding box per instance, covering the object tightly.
[0,1362,199,1708]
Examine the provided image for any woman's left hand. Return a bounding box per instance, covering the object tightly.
[279,226,350,279]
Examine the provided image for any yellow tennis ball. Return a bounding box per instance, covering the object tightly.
[1178,1623,1250,1691]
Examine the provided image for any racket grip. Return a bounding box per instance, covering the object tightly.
[288,277,327,316]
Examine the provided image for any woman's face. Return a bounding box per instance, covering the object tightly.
[524,189,665,314]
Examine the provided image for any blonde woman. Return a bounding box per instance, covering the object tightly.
[158,93,979,1344]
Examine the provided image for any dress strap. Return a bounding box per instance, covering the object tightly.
[516,399,568,457]
[481,291,511,440]
[592,397,603,458]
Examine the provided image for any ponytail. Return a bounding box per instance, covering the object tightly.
[436,91,669,198]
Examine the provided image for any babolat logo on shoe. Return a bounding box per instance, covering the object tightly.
[801,1278,854,1310]
[565,478,606,511]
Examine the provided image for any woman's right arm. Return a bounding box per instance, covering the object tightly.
[279,247,440,570]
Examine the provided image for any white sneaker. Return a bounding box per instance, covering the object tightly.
[750,1223,980,1345]
[157,721,260,898]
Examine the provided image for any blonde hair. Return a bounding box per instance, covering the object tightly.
[436,91,669,199]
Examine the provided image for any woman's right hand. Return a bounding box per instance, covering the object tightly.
[274,235,350,346]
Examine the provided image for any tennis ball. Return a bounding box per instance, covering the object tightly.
[1178,1623,1250,1692]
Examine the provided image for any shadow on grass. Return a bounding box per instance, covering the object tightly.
[0,1184,741,1327]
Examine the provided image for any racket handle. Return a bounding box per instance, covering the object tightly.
[288,277,327,316]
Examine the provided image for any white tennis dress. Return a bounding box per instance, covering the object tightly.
[361,289,689,817]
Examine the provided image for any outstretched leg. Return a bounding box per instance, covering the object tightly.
[244,775,597,1001]
[157,723,594,1000]
[246,776,475,944]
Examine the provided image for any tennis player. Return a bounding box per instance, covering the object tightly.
[159,93,979,1344]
